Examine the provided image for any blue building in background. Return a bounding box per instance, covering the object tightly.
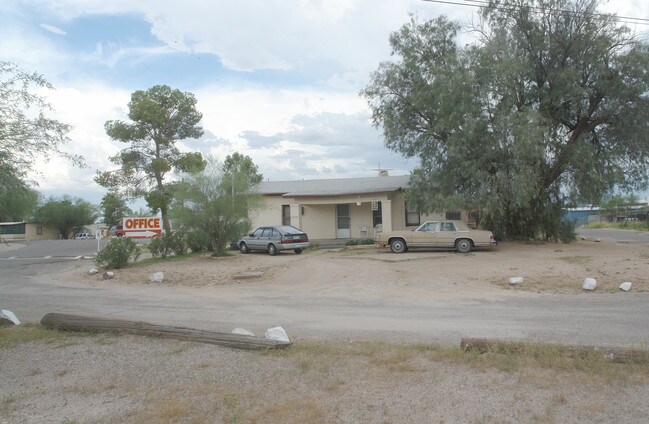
[563,208,601,227]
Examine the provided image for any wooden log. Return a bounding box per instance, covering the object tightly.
[461,337,649,364]
[41,313,291,351]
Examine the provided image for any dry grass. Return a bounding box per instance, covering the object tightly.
[3,327,649,423]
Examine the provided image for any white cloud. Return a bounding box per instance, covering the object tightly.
[6,0,647,203]
[40,23,66,35]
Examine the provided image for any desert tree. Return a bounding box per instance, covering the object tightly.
[34,196,98,239]
[99,192,133,226]
[0,62,84,221]
[362,0,649,240]
[95,85,206,234]
[171,154,263,256]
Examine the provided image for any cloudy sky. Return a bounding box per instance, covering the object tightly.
[2,0,647,206]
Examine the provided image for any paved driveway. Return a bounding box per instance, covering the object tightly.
[576,228,649,243]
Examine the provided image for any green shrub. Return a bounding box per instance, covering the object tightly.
[148,232,188,258]
[185,230,209,252]
[558,220,577,244]
[95,237,140,269]
[170,232,188,256]
[345,239,376,246]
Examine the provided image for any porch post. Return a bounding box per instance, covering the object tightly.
[382,200,393,232]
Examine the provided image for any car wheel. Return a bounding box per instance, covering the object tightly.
[294,248,303,254]
[268,244,277,256]
[240,242,249,254]
[456,238,472,253]
[390,238,407,253]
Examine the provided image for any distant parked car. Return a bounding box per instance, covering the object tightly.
[74,232,94,240]
[238,226,310,255]
[377,220,496,253]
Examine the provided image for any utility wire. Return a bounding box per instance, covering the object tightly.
[420,0,649,26]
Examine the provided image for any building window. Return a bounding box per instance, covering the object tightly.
[446,211,461,220]
[405,202,420,226]
[37,226,43,235]
[282,205,290,226]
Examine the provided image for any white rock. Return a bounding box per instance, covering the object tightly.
[582,277,597,291]
[594,238,602,243]
[149,272,164,283]
[619,282,632,292]
[102,271,114,280]
[0,309,20,325]
[88,268,98,275]
[265,326,290,343]
[231,328,255,337]
[508,276,524,285]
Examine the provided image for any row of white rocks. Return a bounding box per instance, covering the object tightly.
[508,276,633,291]
[88,269,291,342]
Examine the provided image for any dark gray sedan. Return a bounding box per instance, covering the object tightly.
[238,226,310,255]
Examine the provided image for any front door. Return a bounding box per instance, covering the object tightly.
[336,204,351,238]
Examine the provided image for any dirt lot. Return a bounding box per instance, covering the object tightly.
[58,238,649,294]
[2,239,649,423]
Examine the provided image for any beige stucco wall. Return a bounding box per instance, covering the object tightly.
[249,192,460,240]
[1,223,59,241]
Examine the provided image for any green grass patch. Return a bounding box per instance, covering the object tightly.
[582,221,649,231]
[0,323,70,348]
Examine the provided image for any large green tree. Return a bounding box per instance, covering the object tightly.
[95,85,206,234]
[99,192,133,226]
[171,154,262,256]
[0,163,38,222]
[0,62,83,221]
[362,0,649,240]
[34,196,98,239]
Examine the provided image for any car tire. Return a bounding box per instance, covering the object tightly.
[456,238,472,253]
[390,238,407,253]
[268,244,277,256]
[294,248,303,254]
[240,242,250,254]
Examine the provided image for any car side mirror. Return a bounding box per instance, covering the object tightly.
[249,233,254,237]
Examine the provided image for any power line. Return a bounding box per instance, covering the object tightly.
[420,0,649,26]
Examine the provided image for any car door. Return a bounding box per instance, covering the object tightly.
[410,221,438,247]
[248,227,266,250]
[437,221,457,247]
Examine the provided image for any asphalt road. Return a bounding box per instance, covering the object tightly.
[1,237,648,348]
[576,227,649,242]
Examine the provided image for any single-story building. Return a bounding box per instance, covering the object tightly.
[0,222,60,241]
[251,172,475,240]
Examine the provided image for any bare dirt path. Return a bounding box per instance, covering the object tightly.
[2,238,645,346]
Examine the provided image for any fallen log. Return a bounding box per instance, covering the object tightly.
[41,313,291,351]
[460,337,649,364]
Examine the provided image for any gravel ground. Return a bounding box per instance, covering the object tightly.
[2,331,649,423]
[2,239,649,423]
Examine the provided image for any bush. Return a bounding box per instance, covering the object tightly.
[148,232,189,258]
[345,239,376,246]
[558,219,577,244]
[185,230,209,253]
[95,237,140,269]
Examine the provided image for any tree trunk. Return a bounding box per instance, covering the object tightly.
[40,313,291,350]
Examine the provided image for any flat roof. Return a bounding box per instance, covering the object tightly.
[256,175,411,197]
